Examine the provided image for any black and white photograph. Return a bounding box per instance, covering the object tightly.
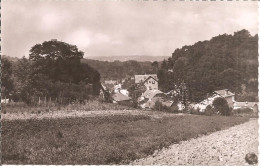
[1,0,259,165]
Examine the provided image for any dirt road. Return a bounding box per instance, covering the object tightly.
[132,119,259,165]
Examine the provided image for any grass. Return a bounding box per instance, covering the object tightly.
[2,114,250,164]
[1,100,133,114]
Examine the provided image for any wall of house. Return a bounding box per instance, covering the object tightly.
[225,96,234,108]
[144,78,158,90]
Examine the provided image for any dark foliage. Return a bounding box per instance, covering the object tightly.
[81,59,155,81]
[157,29,258,102]
[212,97,231,116]
[5,40,101,104]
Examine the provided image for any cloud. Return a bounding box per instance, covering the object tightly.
[65,28,92,50]
[2,1,258,58]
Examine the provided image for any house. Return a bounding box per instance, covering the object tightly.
[234,102,258,112]
[140,89,163,101]
[191,93,221,112]
[141,96,173,109]
[139,89,173,109]
[135,74,158,84]
[112,93,131,105]
[214,89,235,108]
[143,76,158,90]
[191,89,235,112]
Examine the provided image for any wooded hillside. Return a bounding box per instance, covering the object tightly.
[81,59,156,81]
[158,29,258,102]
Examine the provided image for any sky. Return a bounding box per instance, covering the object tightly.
[2,1,258,58]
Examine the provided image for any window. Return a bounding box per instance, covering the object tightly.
[152,81,155,84]
[149,86,152,90]
[149,81,151,83]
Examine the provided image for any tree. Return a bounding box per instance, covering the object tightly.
[29,39,84,83]
[1,57,14,98]
[161,59,168,70]
[151,61,159,73]
[212,97,231,116]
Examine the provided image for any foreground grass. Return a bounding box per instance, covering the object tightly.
[2,100,132,114]
[2,114,249,164]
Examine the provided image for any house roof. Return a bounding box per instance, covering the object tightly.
[135,74,157,84]
[214,89,234,97]
[143,89,163,99]
[234,102,258,108]
[143,76,158,83]
[112,93,131,102]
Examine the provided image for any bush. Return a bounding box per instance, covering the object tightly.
[190,107,201,115]
[212,97,231,116]
[154,101,164,111]
[204,105,214,116]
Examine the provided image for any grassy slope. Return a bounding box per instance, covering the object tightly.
[2,114,249,164]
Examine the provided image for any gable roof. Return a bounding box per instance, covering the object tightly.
[135,74,157,84]
[214,89,234,97]
[143,76,158,83]
[112,93,131,102]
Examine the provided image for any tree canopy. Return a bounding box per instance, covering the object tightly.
[157,29,258,102]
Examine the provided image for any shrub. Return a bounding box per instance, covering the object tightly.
[204,105,214,116]
[154,101,163,111]
[212,97,231,116]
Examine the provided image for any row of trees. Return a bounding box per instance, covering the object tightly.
[155,29,258,102]
[2,40,101,105]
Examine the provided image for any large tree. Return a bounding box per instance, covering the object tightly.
[29,39,84,83]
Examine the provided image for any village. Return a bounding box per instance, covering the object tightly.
[101,74,258,113]
[1,1,259,165]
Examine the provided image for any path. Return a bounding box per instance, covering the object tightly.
[132,119,259,165]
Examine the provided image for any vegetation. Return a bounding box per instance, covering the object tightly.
[212,97,232,116]
[157,29,258,103]
[2,40,101,105]
[81,59,155,81]
[2,114,249,164]
[1,100,132,114]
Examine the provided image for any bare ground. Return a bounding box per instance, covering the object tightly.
[132,119,259,165]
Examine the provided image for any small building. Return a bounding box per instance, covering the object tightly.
[112,93,131,105]
[214,89,235,108]
[143,76,158,90]
[135,74,158,84]
[191,89,235,112]
[139,89,173,109]
[234,102,258,112]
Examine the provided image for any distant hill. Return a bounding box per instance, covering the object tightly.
[81,59,157,81]
[86,55,169,62]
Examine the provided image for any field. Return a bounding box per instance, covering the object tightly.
[2,113,250,164]
[1,101,132,114]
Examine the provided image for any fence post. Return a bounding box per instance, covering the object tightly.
[45,96,47,106]
[39,97,41,105]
